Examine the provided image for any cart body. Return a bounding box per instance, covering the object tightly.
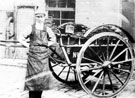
[49,22,135,98]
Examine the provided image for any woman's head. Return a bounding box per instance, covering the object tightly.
[35,9,46,23]
[35,13,45,23]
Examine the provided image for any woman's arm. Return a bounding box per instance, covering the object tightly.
[47,26,57,46]
[18,36,29,48]
[18,26,32,48]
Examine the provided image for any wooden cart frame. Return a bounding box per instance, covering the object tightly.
[49,22,135,98]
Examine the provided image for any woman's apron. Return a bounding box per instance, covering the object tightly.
[24,25,51,91]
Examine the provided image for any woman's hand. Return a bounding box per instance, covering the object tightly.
[18,38,29,48]
[48,41,58,47]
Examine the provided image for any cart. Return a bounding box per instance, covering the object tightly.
[49,22,135,98]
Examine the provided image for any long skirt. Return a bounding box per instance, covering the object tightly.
[24,51,51,91]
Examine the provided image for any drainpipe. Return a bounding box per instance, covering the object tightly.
[6,17,13,40]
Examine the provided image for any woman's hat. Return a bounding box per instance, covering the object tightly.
[35,9,47,16]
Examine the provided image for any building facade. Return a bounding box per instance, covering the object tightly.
[0,0,135,59]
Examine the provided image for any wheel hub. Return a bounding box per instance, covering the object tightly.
[102,61,111,67]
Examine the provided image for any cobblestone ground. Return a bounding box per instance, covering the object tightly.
[0,59,135,98]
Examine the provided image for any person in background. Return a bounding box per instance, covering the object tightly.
[18,9,56,98]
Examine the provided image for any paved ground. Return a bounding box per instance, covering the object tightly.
[0,59,135,98]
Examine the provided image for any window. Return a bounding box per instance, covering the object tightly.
[48,0,57,7]
[67,0,75,8]
[58,0,66,8]
[46,0,75,26]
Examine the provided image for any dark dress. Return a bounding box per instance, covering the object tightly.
[24,25,51,91]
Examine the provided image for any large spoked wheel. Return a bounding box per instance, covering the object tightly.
[49,58,78,84]
[49,22,88,84]
[49,27,78,84]
[76,32,134,97]
[48,41,78,84]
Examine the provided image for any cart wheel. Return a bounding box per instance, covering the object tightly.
[49,58,78,84]
[76,32,134,97]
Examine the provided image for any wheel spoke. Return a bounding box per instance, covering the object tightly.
[109,70,124,85]
[58,66,66,76]
[102,72,106,95]
[113,67,130,74]
[111,48,128,61]
[92,71,104,92]
[83,57,102,65]
[88,47,104,62]
[106,36,110,60]
[84,70,102,84]
[66,67,71,81]
[81,66,102,72]
[112,59,133,65]
[102,52,106,61]
[98,39,106,61]
[107,70,115,93]
[74,69,77,81]
[109,40,120,60]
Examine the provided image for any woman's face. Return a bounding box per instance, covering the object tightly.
[35,14,45,23]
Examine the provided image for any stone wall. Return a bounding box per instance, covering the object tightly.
[122,0,135,39]
[75,0,121,27]
[0,0,46,59]
[75,0,135,40]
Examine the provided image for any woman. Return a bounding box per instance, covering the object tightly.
[19,9,56,98]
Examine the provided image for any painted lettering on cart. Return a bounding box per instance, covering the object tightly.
[73,52,79,58]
